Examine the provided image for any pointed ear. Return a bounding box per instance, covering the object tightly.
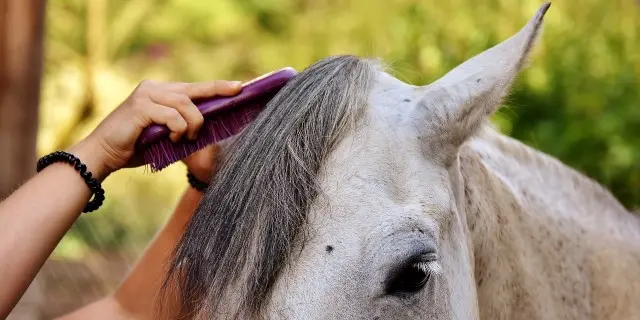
[418,3,550,160]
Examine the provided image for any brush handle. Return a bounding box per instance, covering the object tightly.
[136,67,297,147]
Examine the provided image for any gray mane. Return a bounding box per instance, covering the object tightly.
[164,55,377,319]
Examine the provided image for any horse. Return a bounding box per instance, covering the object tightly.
[163,3,640,319]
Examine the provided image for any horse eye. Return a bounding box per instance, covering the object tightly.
[385,252,437,296]
[386,262,431,295]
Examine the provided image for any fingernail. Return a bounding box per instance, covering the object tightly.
[231,81,242,87]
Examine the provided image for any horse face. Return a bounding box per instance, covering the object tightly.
[264,69,478,319]
[266,4,550,319]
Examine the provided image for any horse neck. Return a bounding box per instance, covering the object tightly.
[454,127,640,319]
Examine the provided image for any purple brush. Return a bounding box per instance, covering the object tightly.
[137,67,297,171]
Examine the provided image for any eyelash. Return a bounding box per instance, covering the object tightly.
[413,260,442,276]
[385,255,440,297]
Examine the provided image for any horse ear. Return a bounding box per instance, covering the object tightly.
[417,3,550,159]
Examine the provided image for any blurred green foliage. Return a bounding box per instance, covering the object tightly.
[41,0,639,257]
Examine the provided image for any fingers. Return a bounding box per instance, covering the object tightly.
[164,80,242,99]
[149,91,203,140]
[139,102,189,142]
[131,79,241,143]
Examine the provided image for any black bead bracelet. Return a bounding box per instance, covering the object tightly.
[187,172,209,192]
[36,151,105,213]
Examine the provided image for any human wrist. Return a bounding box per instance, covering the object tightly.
[67,138,112,182]
[186,162,212,192]
[187,171,209,192]
[37,151,106,213]
[187,166,212,184]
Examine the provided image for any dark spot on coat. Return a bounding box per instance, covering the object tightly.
[402,98,411,102]
[476,78,482,83]
[325,245,334,253]
[497,214,507,226]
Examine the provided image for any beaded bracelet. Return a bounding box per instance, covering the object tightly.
[36,151,105,213]
[187,172,209,192]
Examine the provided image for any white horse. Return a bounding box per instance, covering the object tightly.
[165,3,640,319]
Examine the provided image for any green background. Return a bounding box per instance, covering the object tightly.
[41,0,639,257]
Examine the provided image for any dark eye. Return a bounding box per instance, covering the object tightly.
[385,254,437,296]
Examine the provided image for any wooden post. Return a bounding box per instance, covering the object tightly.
[0,0,47,200]
[1,0,47,318]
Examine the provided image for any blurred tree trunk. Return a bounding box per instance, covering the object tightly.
[0,0,46,200]
[2,1,48,318]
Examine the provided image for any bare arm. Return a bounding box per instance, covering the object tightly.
[57,145,217,320]
[57,187,203,320]
[0,141,108,317]
[0,80,238,318]
[115,187,203,318]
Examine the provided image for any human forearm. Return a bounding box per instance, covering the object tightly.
[114,187,202,318]
[0,79,237,318]
[60,142,216,319]
[0,141,108,317]
[58,187,203,320]
[55,297,134,320]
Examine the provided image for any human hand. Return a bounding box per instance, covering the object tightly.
[182,144,219,183]
[68,80,242,181]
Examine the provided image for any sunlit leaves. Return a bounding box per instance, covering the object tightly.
[43,0,640,257]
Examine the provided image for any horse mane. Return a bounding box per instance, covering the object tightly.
[162,55,377,319]
[469,126,632,221]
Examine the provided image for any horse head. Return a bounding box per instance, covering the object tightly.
[166,3,550,319]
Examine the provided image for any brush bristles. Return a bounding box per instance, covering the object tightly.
[142,103,264,172]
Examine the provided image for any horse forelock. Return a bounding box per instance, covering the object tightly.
[162,55,377,319]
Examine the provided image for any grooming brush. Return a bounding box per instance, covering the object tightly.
[137,67,297,171]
